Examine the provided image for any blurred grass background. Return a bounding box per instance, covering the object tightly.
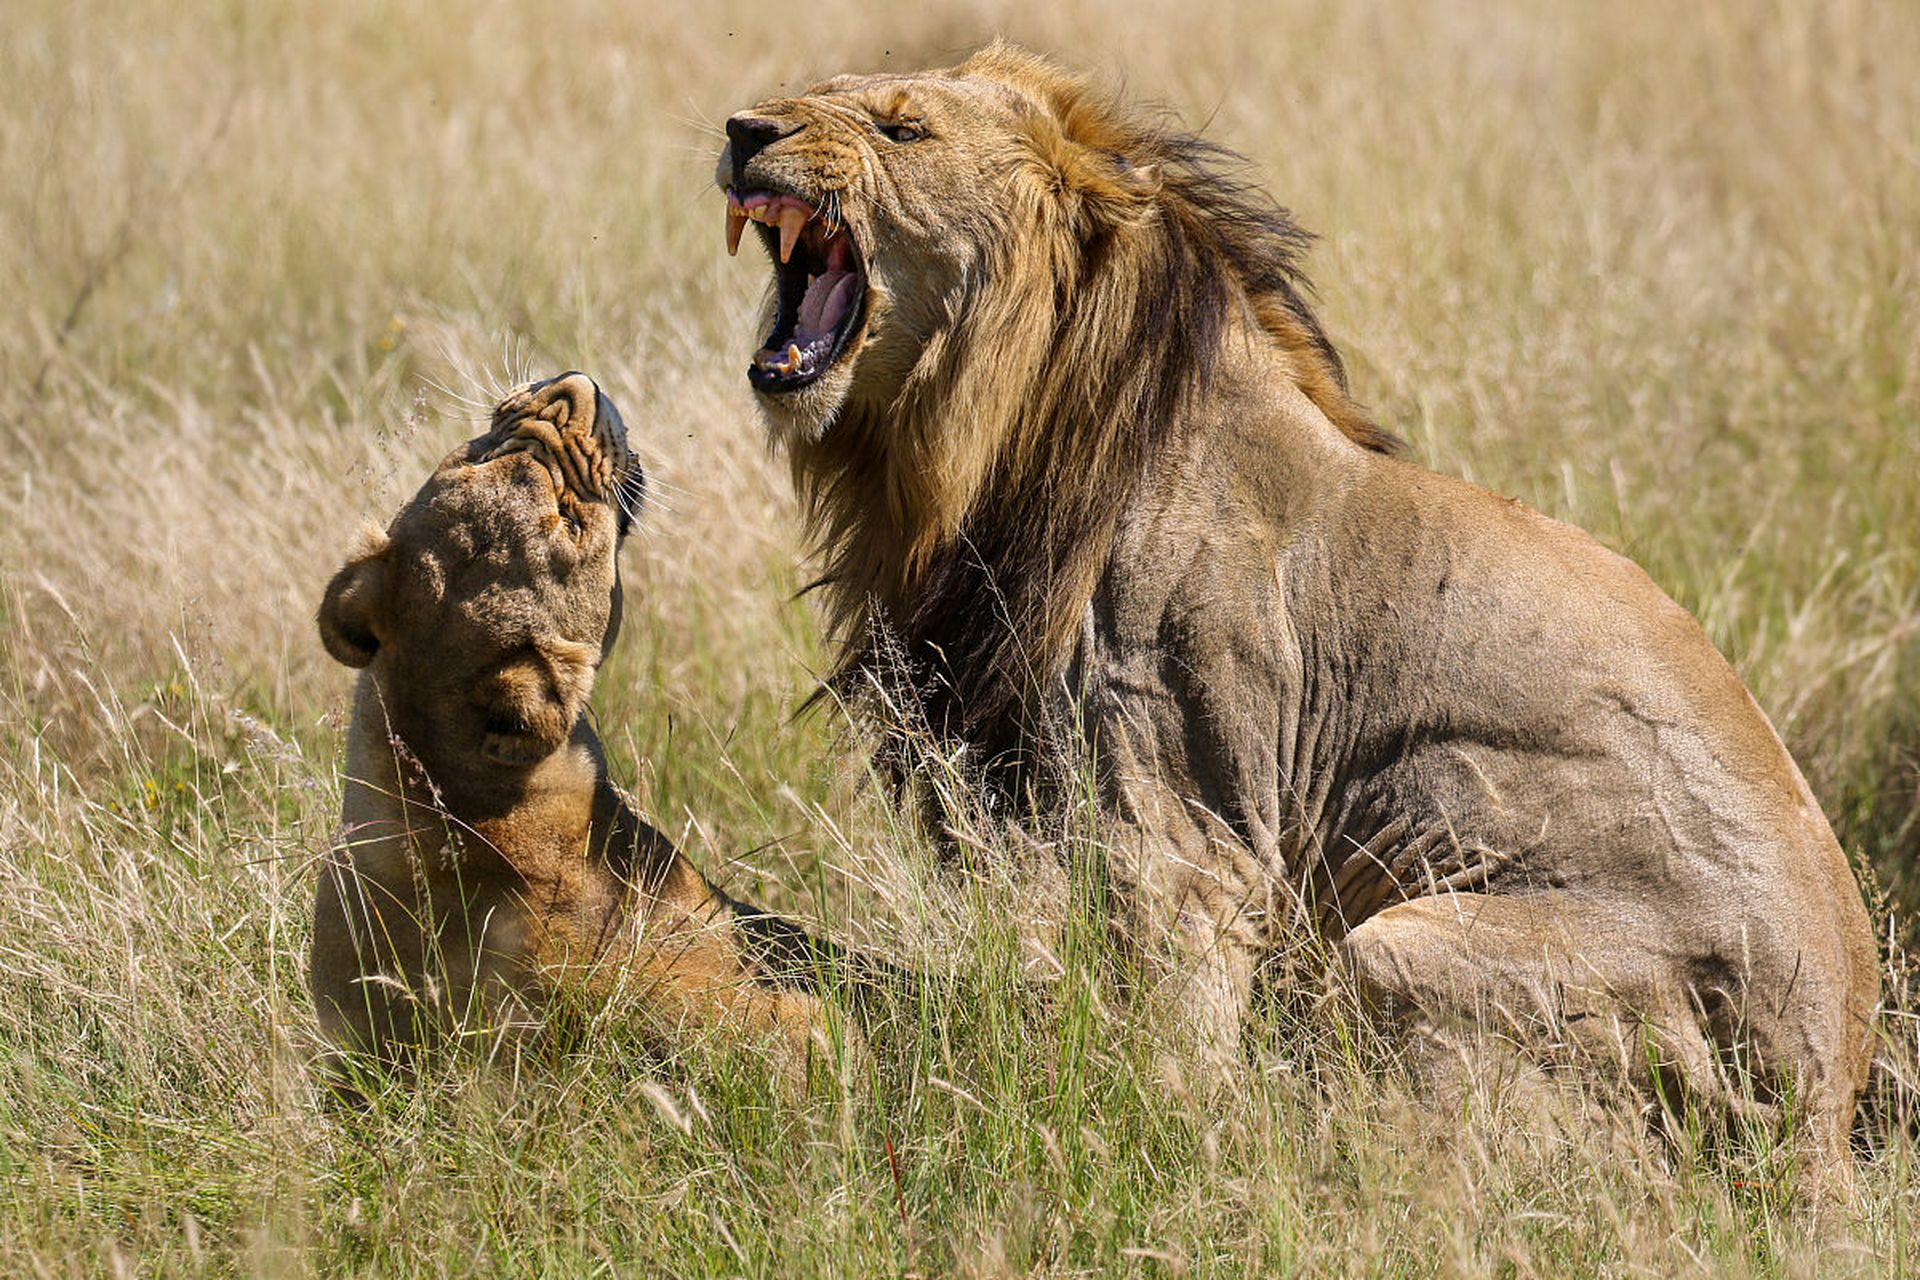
[1,0,1915,1273]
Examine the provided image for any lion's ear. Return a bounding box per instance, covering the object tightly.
[1020,106,1155,237]
[317,537,391,669]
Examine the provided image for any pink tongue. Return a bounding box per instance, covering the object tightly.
[796,270,856,340]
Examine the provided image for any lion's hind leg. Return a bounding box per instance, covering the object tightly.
[1339,890,1855,1202]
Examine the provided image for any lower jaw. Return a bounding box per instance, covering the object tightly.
[753,274,868,389]
[750,369,850,442]
[748,358,830,396]
[751,308,864,395]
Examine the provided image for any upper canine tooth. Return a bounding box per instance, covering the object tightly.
[726,207,747,256]
[776,206,808,264]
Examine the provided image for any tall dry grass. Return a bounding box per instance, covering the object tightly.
[1,0,1915,1273]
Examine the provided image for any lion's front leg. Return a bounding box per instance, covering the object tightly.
[601,854,861,1088]
[1106,811,1268,1079]
[1140,904,1261,1076]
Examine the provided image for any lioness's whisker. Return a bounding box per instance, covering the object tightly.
[637,474,691,499]
[420,374,495,414]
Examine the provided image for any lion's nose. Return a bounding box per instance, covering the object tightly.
[725,114,798,178]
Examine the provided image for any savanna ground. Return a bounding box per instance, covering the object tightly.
[2,1,1917,1274]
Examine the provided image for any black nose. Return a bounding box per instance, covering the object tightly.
[725,115,794,179]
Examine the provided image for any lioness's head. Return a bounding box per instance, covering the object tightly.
[318,373,645,770]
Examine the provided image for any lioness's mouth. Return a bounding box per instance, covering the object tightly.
[725,188,866,393]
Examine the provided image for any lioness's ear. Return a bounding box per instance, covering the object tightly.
[317,536,391,669]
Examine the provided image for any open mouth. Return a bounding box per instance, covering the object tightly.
[725,188,866,394]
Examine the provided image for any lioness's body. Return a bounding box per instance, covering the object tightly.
[311,375,826,1069]
[314,682,806,1056]
[717,45,1879,1185]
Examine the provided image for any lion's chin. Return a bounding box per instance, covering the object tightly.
[752,361,858,446]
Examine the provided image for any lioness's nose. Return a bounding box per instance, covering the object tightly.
[725,114,797,175]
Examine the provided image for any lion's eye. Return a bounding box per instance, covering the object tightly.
[875,120,925,144]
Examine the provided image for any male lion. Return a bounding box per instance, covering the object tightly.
[312,373,857,1078]
[716,45,1880,1186]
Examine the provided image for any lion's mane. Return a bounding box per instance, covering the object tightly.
[793,45,1393,780]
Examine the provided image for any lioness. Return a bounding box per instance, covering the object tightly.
[716,45,1880,1187]
[311,373,853,1076]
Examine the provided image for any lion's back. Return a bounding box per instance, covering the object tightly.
[1320,459,1870,964]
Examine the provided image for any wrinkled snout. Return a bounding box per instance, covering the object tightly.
[478,372,645,535]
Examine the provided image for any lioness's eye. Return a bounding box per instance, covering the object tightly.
[875,120,925,144]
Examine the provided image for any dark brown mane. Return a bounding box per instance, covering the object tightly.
[797,55,1391,796]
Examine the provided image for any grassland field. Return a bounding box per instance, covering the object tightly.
[1,0,1916,1274]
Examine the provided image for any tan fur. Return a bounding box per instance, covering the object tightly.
[310,374,832,1079]
[720,46,1881,1193]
